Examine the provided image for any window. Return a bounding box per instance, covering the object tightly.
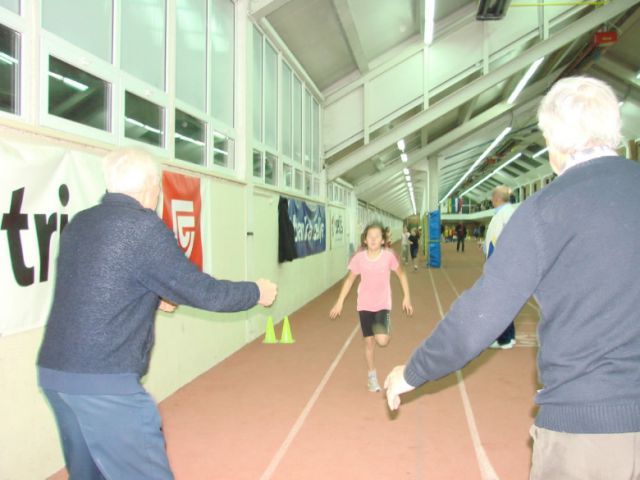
[264,41,278,150]
[42,0,112,62]
[312,99,320,172]
[0,23,19,114]
[211,0,234,126]
[176,0,207,110]
[253,150,263,178]
[313,177,320,197]
[213,131,234,169]
[304,172,311,196]
[281,64,292,158]
[292,76,302,162]
[304,90,312,168]
[175,109,205,165]
[294,168,303,190]
[0,0,19,14]
[121,0,166,90]
[265,152,277,186]
[124,91,164,147]
[252,26,263,141]
[48,56,110,131]
[283,163,292,188]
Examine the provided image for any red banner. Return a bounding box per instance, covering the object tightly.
[162,171,203,270]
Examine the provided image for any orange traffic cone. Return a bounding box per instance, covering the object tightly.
[263,316,277,344]
[279,316,295,344]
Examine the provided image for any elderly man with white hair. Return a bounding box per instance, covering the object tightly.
[385,76,640,478]
[38,148,277,479]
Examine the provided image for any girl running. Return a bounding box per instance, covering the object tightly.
[329,223,413,392]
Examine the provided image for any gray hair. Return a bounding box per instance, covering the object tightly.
[538,76,621,155]
[492,185,511,203]
[102,148,160,194]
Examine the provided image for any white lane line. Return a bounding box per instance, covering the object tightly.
[259,323,360,480]
[432,269,500,480]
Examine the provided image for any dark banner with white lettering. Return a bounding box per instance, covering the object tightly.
[287,198,326,258]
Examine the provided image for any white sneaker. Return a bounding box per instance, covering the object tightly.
[490,339,516,350]
[367,373,381,392]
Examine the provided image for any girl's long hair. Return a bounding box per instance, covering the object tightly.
[360,222,387,248]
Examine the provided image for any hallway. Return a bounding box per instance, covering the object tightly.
[51,242,541,480]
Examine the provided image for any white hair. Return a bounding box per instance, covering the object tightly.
[102,148,160,193]
[538,76,621,155]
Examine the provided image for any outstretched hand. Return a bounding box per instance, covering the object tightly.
[256,279,278,306]
[158,299,177,313]
[384,365,415,411]
[402,298,414,316]
[329,303,342,319]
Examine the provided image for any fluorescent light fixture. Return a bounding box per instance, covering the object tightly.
[507,57,544,105]
[533,147,548,158]
[405,175,411,181]
[397,139,405,151]
[175,132,205,146]
[48,71,89,92]
[424,0,436,45]
[0,52,17,64]
[125,117,163,135]
[618,101,624,107]
[403,168,410,175]
[400,153,408,163]
[440,126,512,204]
[636,70,640,80]
[460,152,522,197]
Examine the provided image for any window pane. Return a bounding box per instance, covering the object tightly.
[211,0,234,126]
[43,0,112,62]
[312,99,320,173]
[281,63,292,158]
[304,172,311,196]
[125,91,164,147]
[253,149,263,178]
[292,76,301,162]
[264,41,277,150]
[176,0,206,109]
[213,131,234,169]
[294,168,303,190]
[313,177,320,197]
[175,109,205,165]
[121,0,165,90]
[304,90,311,168]
[252,26,262,141]
[283,163,292,188]
[48,56,110,131]
[0,0,19,14]
[265,152,277,186]
[0,23,20,114]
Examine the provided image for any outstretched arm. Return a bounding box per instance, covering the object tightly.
[394,267,413,315]
[329,271,358,319]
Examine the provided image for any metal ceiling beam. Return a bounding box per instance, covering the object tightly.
[327,0,640,182]
[250,0,295,20]
[333,0,369,74]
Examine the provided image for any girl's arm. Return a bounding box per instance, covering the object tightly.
[329,271,358,319]
[394,267,414,315]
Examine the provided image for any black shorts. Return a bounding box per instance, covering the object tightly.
[358,310,391,337]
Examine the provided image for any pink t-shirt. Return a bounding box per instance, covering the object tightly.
[348,249,399,312]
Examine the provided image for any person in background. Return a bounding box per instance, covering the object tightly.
[330,223,413,392]
[37,148,277,480]
[385,76,640,478]
[484,185,518,349]
[400,226,410,265]
[455,222,466,252]
[408,227,420,271]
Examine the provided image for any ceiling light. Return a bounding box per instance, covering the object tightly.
[424,0,436,45]
[440,126,511,204]
[397,139,405,152]
[532,147,548,158]
[460,152,522,197]
[400,153,408,163]
[402,168,410,175]
[507,57,544,105]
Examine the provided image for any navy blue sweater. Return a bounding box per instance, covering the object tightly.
[405,156,640,433]
[38,193,259,393]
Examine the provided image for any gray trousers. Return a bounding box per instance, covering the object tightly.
[530,425,640,480]
[44,389,174,480]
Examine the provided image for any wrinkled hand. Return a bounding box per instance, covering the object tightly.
[402,298,413,316]
[158,299,177,313]
[329,303,343,319]
[256,279,278,306]
[384,365,415,411]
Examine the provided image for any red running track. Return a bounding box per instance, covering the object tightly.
[50,241,540,480]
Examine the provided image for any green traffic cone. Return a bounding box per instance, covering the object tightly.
[279,316,295,344]
[263,316,277,344]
